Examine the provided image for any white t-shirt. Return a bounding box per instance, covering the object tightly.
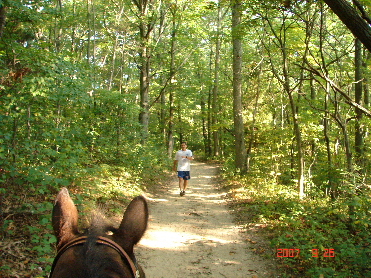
[174,149,193,171]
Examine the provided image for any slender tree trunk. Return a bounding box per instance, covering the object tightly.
[138,35,150,142]
[354,38,364,168]
[342,122,353,172]
[27,105,31,140]
[363,51,370,107]
[319,2,334,198]
[205,48,213,157]
[294,6,316,197]
[11,117,18,164]
[108,5,125,91]
[246,59,263,171]
[201,96,209,156]
[349,37,364,232]
[177,98,183,144]
[161,90,166,143]
[284,28,304,198]
[86,0,91,61]
[265,13,305,197]
[53,0,63,52]
[167,77,174,158]
[167,6,177,158]
[286,87,305,198]
[0,5,8,38]
[207,86,212,156]
[324,83,333,197]
[132,0,155,143]
[70,0,76,53]
[109,37,119,90]
[231,0,247,173]
[211,2,222,157]
[246,82,260,171]
[337,112,355,231]
[333,89,353,173]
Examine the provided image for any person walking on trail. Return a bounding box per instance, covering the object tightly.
[173,142,194,196]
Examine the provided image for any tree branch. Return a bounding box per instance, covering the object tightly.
[323,0,371,52]
[352,0,371,25]
[303,63,371,118]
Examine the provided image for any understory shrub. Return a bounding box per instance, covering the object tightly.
[223,172,371,278]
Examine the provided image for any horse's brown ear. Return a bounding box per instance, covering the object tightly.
[115,196,148,252]
[52,187,79,249]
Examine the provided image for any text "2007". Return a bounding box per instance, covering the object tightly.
[276,248,335,257]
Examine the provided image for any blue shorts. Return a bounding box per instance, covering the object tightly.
[178,171,190,180]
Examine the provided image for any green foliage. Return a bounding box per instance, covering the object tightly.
[224,172,371,277]
[2,0,371,276]
[1,142,171,277]
[28,208,56,275]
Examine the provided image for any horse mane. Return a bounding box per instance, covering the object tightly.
[81,213,122,277]
[85,211,117,236]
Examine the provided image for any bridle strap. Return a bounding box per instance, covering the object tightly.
[49,236,139,278]
[96,236,139,277]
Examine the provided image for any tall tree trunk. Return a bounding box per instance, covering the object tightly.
[211,2,222,157]
[205,48,213,157]
[231,0,247,173]
[177,98,183,145]
[161,89,166,143]
[349,37,364,232]
[167,68,174,158]
[286,85,305,198]
[201,96,209,156]
[265,13,305,197]
[324,83,334,197]
[294,5,316,197]
[52,0,63,52]
[86,0,91,61]
[246,76,261,171]
[0,5,8,38]
[132,0,155,143]
[319,2,334,198]
[108,5,125,91]
[138,34,150,142]
[354,38,364,167]
[167,4,178,158]
[363,51,370,107]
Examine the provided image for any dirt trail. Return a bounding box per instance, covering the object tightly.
[136,161,278,278]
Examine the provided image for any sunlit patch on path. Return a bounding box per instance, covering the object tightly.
[136,161,277,278]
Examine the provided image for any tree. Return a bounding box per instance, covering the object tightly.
[167,2,178,158]
[324,0,371,52]
[0,3,7,37]
[262,10,306,197]
[211,1,223,157]
[231,0,247,172]
[354,38,364,167]
[131,0,158,142]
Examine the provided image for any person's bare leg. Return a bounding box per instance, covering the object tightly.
[183,179,188,191]
[178,177,184,191]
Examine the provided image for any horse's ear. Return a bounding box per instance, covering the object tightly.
[52,187,79,248]
[115,196,148,251]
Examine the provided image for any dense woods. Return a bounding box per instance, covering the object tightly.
[1,0,371,277]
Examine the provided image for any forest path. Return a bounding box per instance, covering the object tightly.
[136,161,278,278]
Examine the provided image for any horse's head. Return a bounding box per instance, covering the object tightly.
[50,188,148,278]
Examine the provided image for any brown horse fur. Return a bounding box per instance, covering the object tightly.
[50,188,148,278]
